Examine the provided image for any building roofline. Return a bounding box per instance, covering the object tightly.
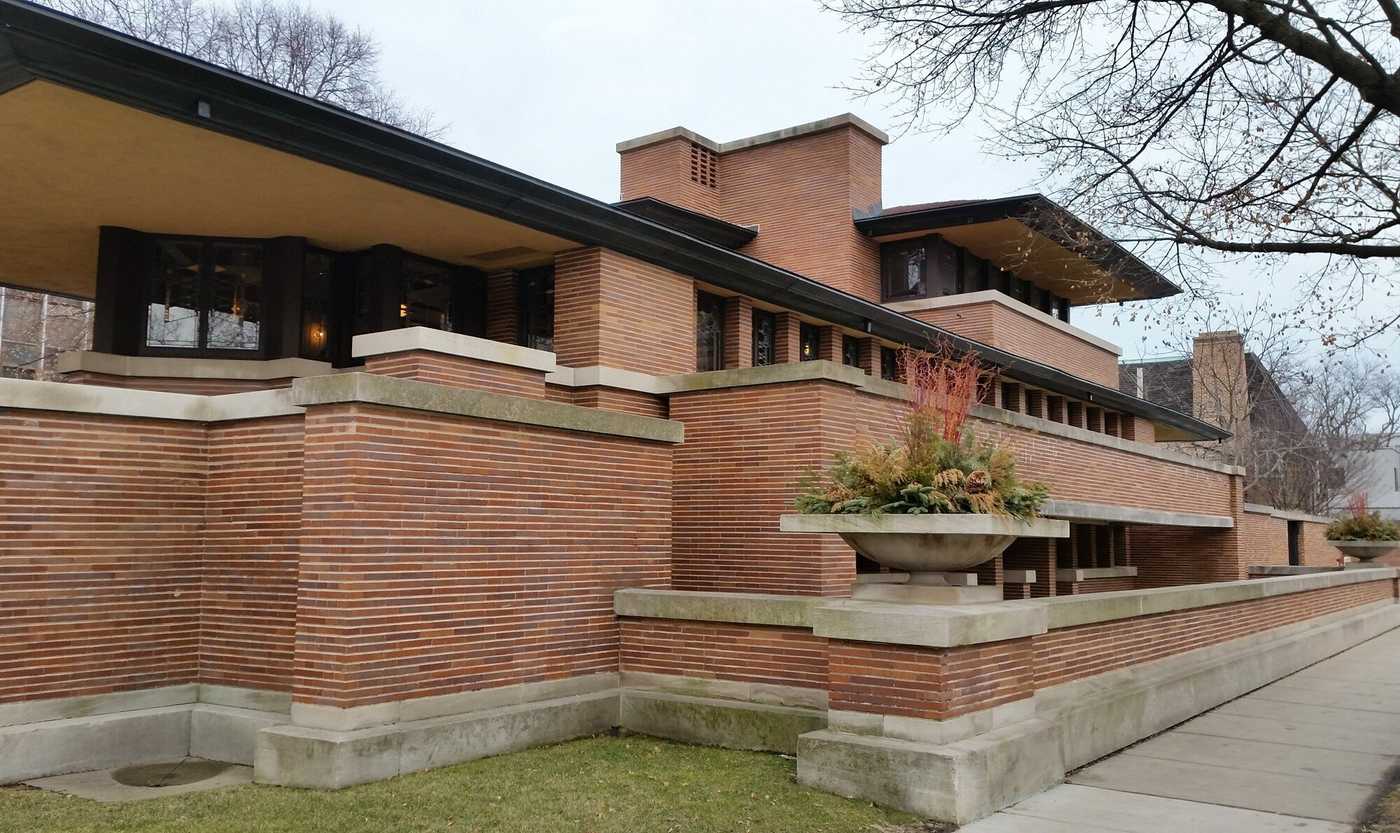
[855,194,1182,304]
[0,0,1227,442]
[613,197,757,249]
[615,113,890,154]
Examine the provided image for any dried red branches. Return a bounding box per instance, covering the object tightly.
[898,341,990,443]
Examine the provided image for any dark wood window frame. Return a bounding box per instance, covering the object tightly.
[752,308,777,367]
[799,322,820,361]
[139,233,271,360]
[696,290,726,372]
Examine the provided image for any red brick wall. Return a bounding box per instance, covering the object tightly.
[364,350,546,398]
[553,248,695,376]
[201,416,302,692]
[619,618,827,691]
[618,136,721,216]
[669,380,856,596]
[723,128,883,302]
[571,387,667,418]
[60,371,294,395]
[0,410,205,704]
[294,403,673,708]
[1301,521,1345,567]
[1033,578,1392,689]
[828,638,1034,720]
[906,300,1119,387]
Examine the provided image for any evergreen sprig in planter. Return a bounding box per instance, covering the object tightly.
[1327,496,1400,563]
[781,346,1069,603]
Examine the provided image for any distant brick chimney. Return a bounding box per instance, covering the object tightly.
[1192,330,1250,448]
[617,114,889,301]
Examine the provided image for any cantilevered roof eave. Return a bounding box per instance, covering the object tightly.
[0,0,1228,443]
[856,194,1182,304]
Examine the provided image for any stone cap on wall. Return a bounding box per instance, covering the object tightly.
[617,567,1399,649]
[352,327,557,373]
[883,290,1122,356]
[55,351,332,380]
[616,113,890,155]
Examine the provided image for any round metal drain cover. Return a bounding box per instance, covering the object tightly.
[111,760,232,788]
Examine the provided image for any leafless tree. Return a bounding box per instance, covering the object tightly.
[46,0,444,137]
[828,0,1400,350]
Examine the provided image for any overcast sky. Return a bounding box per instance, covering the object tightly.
[328,0,1391,362]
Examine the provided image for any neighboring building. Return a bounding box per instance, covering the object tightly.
[1353,442,1400,520]
[1,3,1382,824]
[0,286,93,378]
[1119,331,1317,507]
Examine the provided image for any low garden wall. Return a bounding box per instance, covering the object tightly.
[615,568,1399,823]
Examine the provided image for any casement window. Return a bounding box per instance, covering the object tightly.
[145,238,263,353]
[752,309,776,367]
[842,335,861,368]
[799,323,820,361]
[517,266,555,352]
[880,346,898,381]
[401,256,456,331]
[696,291,726,372]
[300,249,334,360]
[880,240,926,300]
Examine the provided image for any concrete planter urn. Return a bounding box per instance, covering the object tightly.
[780,513,1070,603]
[1330,540,1400,562]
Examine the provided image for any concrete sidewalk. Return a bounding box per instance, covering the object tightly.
[961,627,1400,833]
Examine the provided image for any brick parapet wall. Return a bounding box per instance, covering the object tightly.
[904,300,1119,388]
[828,637,1034,720]
[0,409,206,704]
[363,350,546,398]
[295,402,673,708]
[618,618,827,691]
[201,415,302,692]
[1033,579,1391,689]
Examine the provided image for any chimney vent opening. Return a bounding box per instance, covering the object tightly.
[689,142,718,189]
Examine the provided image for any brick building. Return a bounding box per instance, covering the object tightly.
[1,2,1393,824]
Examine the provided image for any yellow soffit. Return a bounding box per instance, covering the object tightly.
[0,80,578,298]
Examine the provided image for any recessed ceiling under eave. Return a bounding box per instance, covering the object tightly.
[0,80,576,298]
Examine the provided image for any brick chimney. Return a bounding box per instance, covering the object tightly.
[1191,330,1250,449]
[617,114,889,302]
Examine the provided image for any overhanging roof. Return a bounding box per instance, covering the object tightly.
[0,0,1227,442]
[613,197,757,249]
[856,195,1181,305]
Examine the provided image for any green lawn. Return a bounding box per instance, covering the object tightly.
[0,734,933,833]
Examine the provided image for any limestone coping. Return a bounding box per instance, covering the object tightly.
[614,589,820,628]
[352,327,557,373]
[780,514,1070,538]
[1055,566,1139,582]
[1243,502,1333,524]
[1004,570,1037,584]
[0,378,302,422]
[1040,566,1399,630]
[1042,499,1233,528]
[55,350,332,380]
[616,113,890,154]
[883,290,1121,356]
[619,567,1398,649]
[291,372,683,443]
